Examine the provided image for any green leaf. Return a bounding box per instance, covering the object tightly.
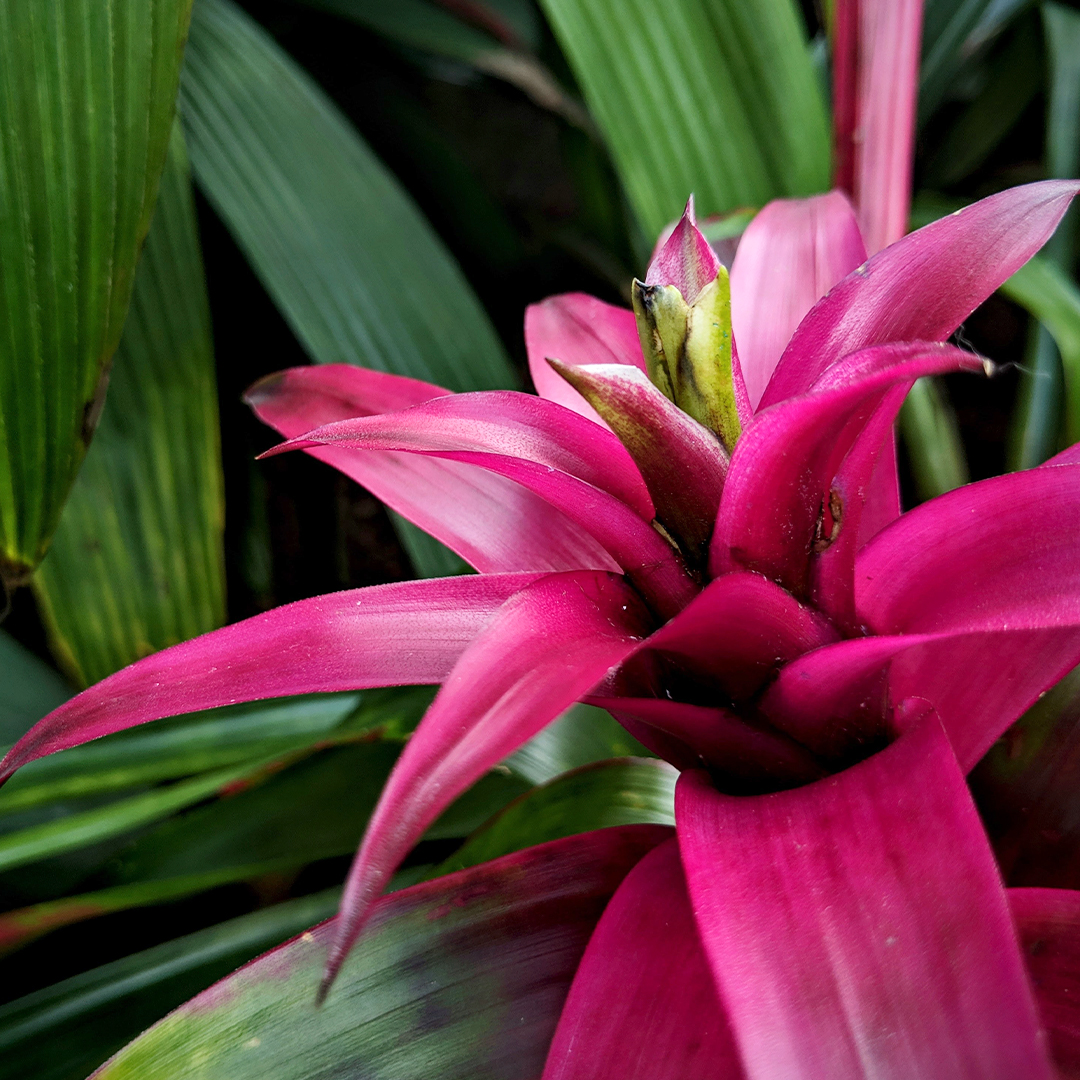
[0,757,293,878]
[437,757,676,875]
[180,0,514,393]
[1001,256,1080,445]
[898,377,969,502]
[0,0,194,588]
[31,123,226,688]
[506,702,653,785]
[0,889,343,1080]
[181,0,518,574]
[91,827,666,1080]
[537,0,830,237]
[105,742,526,885]
[0,691,392,814]
[920,0,1002,123]
[0,634,69,746]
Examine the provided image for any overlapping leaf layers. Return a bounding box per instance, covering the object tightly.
[7,180,1080,1078]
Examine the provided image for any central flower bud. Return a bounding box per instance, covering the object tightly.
[632,199,743,454]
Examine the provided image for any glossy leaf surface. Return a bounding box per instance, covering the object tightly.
[34,123,225,687]
[542,839,742,1079]
[678,720,1053,1079]
[91,827,669,1080]
[438,758,676,874]
[0,0,193,586]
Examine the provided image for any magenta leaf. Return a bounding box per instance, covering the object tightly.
[546,360,727,560]
[761,180,1080,408]
[247,365,617,574]
[91,826,672,1080]
[1010,887,1080,1076]
[0,573,543,784]
[842,0,923,254]
[321,571,652,996]
[542,838,744,1080]
[677,718,1055,1079]
[256,383,653,518]
[592,697,822,785]
[642,569,837,701]
[265,393,697,616]
[712,342,985,595]
[645,197,721,303]
[857,462,1080,636]
[525,292,645,424]
[730,192,866,408]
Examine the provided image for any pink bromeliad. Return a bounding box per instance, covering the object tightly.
[10,0,1080,1070]
[7,177,1080,1078]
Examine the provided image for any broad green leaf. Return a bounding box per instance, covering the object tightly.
[506,702,652,784]
[32,123,225,687]
[438,757,676,875]
[898,377,969,502]
[1041,1,1080,266]
[0,888,342,1080]
[537,0,830,236]
[0,634,69,746]
[181,0,516,574]
[1001,256,1080,445]
[0,0,194,588]
[91,827,667,1080]
[180,0,514,392]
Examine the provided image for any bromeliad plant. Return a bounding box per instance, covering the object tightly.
[5,176,1080,1077]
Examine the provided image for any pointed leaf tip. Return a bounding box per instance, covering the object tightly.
[321,571,651,998]
[646,201,722,304]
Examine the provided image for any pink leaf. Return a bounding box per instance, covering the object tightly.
[592,697,822,785]
[642,570,838,701]
[645,196,722,303]
[857,463,1080,636]
[525,293,645,424]
[546,360,727,560]
[844,0,924,254]
[0,574,543,784]
[730,193,866,409]
[542,839,744,1080]
[761,181,1080,408]
[321,571,652,996]
[247,366,618,574]
[1011,887,1080,1077]
[712,342,985,596]
[265,394,697,617]
[90,825,672,1080]
[677,718,1055,1079]
[763,464,1080,767]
